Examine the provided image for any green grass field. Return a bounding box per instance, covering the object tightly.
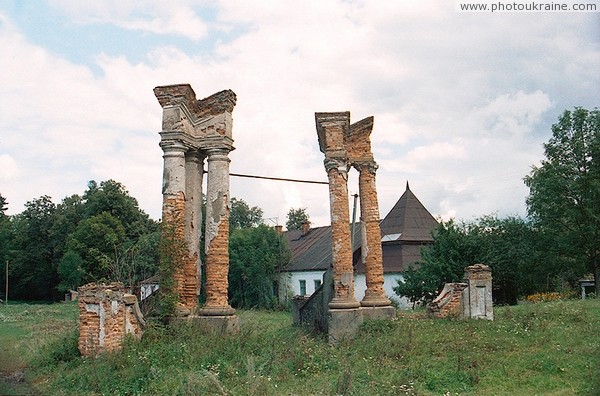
[1,299,599,395]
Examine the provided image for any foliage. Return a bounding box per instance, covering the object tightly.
[525,107,600,293]
[156,221,186,319]
[395,216,553,305]
[229,197,263,229]
[285,207,310,231]
[228,225,290,309]
[57,251,85,293]
[0,194,13,299]
[3,180,159,302]
[66,211,127,282]
[13,299,600,395]
[394,219,476,305]
[9,196,60,300]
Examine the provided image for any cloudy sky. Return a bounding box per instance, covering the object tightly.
[0,1,598,227]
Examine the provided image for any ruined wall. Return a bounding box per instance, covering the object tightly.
[428,283,469,318]
[78,283,144,357]
[428,264,494,320]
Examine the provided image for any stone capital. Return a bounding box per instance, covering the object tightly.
[159,140,188,156]
[353,161,378,175]
[324,157,349,173]
[206,147,231,163]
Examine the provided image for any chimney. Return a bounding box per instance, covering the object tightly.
[301,221,311,236]
[275,225,283,234]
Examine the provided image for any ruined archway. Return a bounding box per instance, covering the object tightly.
[154,84,238,331]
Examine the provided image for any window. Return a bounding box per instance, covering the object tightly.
[314,279,322,290]
[299,280,306,296]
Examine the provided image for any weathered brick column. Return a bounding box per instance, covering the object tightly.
[345,117,390,307]
[160,139,196,315]
[316,112,360,310]
[185,150,204,298]
[78,283,144,357]
[357,162,389,306]
[199,147,235,316]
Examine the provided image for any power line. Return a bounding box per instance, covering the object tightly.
[229,172,329,185]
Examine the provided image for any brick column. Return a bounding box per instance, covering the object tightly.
[200,147,235,316]
[357,162,390,307]
[160,140,193,315]
[325,157,360,309]
[185,150,204,305]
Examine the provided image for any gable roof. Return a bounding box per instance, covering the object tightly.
[284,225,361,272]
[379,182,438,243]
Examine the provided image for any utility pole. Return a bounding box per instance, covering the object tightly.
[5,260,7,305]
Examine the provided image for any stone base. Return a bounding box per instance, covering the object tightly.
[360,305,396,321]
[328,308,363,345]
[187,315,240,335]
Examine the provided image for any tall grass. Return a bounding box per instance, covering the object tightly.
[3,299,600,395]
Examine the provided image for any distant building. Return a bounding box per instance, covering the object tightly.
[278,182,438,308]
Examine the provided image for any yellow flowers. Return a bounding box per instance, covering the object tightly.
[525,291,575,303]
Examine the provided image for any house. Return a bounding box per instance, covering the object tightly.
[278,182,439,308]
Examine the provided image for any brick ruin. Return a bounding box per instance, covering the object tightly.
[154,84,238,332]
[78,283,145,357]
[314,112,396,344]
[428,264,494,320]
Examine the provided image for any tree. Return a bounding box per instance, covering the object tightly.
[229,197,263,229]
[57,250,84,293]
[65,211,127,283]
[525,107,600,293]
[228,225,290,309]
[83,179,157,239]
[0,194,13,299]
[394,219,474,305]
[10,196,60,300]
[285,207,310,231]
[394,216,544,305]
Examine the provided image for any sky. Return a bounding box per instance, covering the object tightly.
[0,0,598,227]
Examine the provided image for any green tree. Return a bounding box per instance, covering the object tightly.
[10,196,60,300]
[394,219,474,305]
[394,216,543,305]
[525,107,600,293]
[57,250,84,293]
[285,207,310,231]
[229,197,263,229]
[65,211,127,283]
[83,180,157,239]
[0,194,13,299]
[228,225,290,309]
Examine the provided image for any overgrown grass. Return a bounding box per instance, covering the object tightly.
[3,299,600,395]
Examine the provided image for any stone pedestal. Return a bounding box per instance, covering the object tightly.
[360,305,396,321]
[328,308,363,345]
[187,315,240,335]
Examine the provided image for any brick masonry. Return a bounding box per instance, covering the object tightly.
[428,264,494,320]
[78,282,144,357]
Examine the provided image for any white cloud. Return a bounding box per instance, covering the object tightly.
[0,154,19,180]
[49,0,210,40]
[0,1,598,226]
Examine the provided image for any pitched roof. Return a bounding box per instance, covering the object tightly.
[284,225,361,272]
[379,182,438,243]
